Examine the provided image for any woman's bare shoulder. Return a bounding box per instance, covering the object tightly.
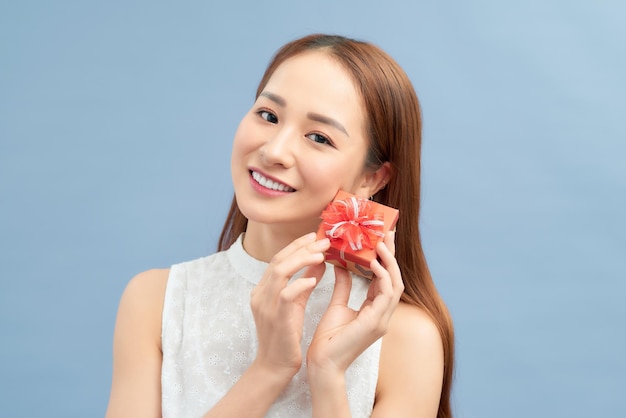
[120,269,171,311]
[106,269,171,417]
[373,302,443,417]
[381,302,443,374]
[116,269,171,345]
[123,268,171,300]
[387,302,442,343]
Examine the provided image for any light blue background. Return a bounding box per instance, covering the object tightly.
[1,1,624,417]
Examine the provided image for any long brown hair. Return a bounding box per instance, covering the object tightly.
[218,34,454,418]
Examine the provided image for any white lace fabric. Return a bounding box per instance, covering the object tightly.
[161,235,381,417]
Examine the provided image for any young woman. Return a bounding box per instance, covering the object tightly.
[106,34,454,418]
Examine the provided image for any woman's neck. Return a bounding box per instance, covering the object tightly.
[242,221,319,262]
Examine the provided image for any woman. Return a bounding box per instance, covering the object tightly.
[106,34,454,418]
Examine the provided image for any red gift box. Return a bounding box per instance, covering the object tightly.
[316,190,399,278]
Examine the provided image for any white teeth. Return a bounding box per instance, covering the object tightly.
[251,171,294,192]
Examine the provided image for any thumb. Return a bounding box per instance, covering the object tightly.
[329,266,352,307]
[302,262,326,285]
[294,262,327,305]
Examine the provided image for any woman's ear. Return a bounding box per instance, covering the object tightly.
[360,162,393,198]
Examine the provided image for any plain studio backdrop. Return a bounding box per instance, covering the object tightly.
[1,1,624,417]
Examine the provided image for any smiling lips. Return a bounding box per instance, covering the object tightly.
[250,170,295,192]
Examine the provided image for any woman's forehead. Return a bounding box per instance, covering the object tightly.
[261,51,365,119]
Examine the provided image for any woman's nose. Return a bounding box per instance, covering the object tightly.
[259,128,297,168]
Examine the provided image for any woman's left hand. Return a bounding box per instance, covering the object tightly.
[306,230,404,376]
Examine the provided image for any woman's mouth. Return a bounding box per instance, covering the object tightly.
[250,171,295,192]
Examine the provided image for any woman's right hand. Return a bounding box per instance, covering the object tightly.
[249,232,330,379]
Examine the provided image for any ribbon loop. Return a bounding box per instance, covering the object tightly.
[320,195,385,253]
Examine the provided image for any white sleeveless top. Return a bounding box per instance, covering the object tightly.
[161,235,382,417]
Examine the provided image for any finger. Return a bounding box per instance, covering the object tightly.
[376,235,396,270]
[329,266,352,307]
[295,262,327,304]
[278,276,318,307]
[375,240,402,293]
[271,232,318,264]
[365,259,399,326]
[277,262,326,307]
[258,237,329,301]
[369,258,394,299]
[301,262,327,286]
[271,232,330,265]
[267,237,330,282]
[383,230,396,257]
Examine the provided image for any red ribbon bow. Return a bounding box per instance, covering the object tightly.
[320,196,385,254]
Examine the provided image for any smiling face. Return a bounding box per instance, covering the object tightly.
[231,50,378,237]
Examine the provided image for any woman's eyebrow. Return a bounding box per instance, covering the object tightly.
[259,91,286,107]
[259,91,349,137]
[307,112,349,137]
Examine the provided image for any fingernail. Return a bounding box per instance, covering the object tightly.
[315,237,330,247]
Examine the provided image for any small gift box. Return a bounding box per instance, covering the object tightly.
[316,190,399,278]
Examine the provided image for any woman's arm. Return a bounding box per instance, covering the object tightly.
[371,303,444,418]
[104,268,299,418]
[105,269,169,418]
[307,302,444,418]
[204,233,332,417]
[307,231,444,417]
[106,233,332,418]
[307,231,406,417]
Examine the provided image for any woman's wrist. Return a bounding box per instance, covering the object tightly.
[308,367,351,417]
[201,360,296,418]
[249,358,299,389]
[307,364,346,392]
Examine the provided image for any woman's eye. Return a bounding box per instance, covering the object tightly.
[306,133,333,146]
[258,110,278,124]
